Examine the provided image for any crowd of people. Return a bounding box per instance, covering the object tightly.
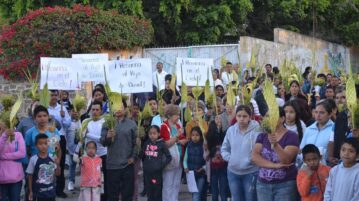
[1,61,359,201]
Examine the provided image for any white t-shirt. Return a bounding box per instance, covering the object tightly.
[48,103,71,135]
[285,120,307,135]
[250,99,260,116]
[85,118,107,156]
[221,72,234,86]
[153,70,168,91]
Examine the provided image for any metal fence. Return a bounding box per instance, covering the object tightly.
[144,44,240,73]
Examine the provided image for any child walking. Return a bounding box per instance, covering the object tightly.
[26,134,60,201]
[184,126,207,201]
[297,144,331,201]
[78,141,102,201]
[324,138,359,201]
[141,125,172,201]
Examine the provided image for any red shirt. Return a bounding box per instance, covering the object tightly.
[160,120,186,161]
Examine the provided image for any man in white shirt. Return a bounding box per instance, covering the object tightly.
[47,90,71,198]
[48,90,71,135]
[221,62,234,86]
[152,62,168,91]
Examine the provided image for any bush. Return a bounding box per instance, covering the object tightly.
[0,4,154,80]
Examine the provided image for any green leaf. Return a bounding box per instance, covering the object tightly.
[10,91,23,129]
[39,83,50,108]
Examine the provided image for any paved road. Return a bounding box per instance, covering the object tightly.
[57,168,205,201]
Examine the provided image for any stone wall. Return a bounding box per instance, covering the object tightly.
[0,77,33,119]
[240,28,357,74]
[0,75,90,119]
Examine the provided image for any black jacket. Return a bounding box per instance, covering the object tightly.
[334,111,349,159]
[254,89,268,116]
[206,121,226,158]
[141,139,172,173]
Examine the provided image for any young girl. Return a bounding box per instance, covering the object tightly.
[285,80,308,102]
[0,123,26,201]
[78,141,102,201]
[221,105,261,201]
[300,100,334,165]
[142,125,172,201]
[184,127,207,201]
[283,101,306,143]
[207,117,229,201]
[324,138,359,201]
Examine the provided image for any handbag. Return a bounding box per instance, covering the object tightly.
[166,143,180,170]
[162,123,180,170]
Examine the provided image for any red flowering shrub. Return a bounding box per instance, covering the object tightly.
[0,4,154,80]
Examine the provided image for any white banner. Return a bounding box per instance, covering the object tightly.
[176,58,214,86]
[40,57,81,90]
[72,53,108,82]
[107,58,153,93]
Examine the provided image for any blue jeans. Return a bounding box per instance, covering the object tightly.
[68,154,77,183]
[192,173,207,201]
[256,180,298,201]
[210,167,229,201]
[0,181,23,201]
[227,170,257,201]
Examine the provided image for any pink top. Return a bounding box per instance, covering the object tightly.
[0,132,26,184]
[80,156,102,187]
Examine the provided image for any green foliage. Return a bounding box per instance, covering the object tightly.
[87,0,144,18]
[152,0,252,45]
[0,0,144,22]
[0,0,358,49]
[246,0,359,46]
[0,4,154,80]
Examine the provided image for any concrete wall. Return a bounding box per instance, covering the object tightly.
[239,36,284,73]
[240,28,356,75]
[274,28,351,73]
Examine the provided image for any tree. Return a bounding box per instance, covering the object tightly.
[0,0,144,23]
[144,0,253,45]
[325,0,359,46]
[0,0,358,47]
[245,0,359,46]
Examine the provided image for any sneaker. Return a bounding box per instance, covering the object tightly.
[68,181,74,191]
[56,192,68,198]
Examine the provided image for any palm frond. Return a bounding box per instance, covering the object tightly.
[262,79,279,134]
[39,83,50,108]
